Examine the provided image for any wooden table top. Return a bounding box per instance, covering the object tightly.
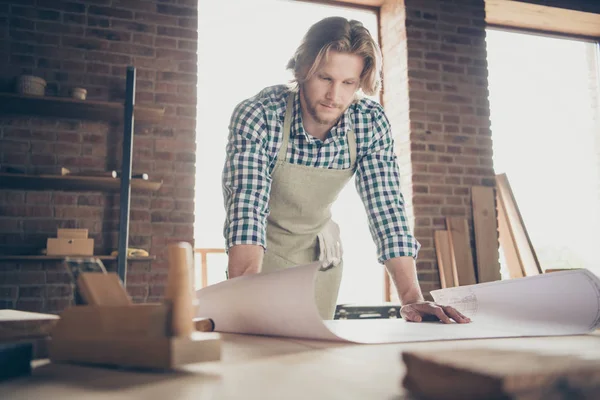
[3,331,600,400]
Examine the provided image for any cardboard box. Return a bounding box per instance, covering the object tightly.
[47,238,94,256]
[57,229,88,239]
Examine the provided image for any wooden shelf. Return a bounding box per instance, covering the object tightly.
[0,93,164,123]
[0,255,155,261]
[0,173,162,192]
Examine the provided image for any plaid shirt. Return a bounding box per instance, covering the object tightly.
[222,85,420,263]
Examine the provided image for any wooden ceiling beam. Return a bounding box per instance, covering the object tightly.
[486,0,600,39]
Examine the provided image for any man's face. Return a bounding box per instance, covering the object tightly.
[300,51,363,128]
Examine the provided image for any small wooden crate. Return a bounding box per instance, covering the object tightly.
[49,303,221,370]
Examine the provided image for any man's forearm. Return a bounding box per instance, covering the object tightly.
[384,256,424,305]
[227,244,264,279]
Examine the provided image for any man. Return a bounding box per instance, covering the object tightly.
[222,16,470,324]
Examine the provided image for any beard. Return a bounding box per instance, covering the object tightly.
[300,88,345,126]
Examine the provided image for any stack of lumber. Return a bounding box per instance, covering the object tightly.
[434,174,542,288]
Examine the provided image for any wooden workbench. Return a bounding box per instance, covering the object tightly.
[2,331,600,400]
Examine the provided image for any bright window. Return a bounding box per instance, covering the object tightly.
[195,0,384,303]
[486,29,600,277]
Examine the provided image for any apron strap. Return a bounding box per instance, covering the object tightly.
[347,129,357,168]
[276,92,295,163]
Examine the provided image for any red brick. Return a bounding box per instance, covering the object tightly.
[25,192,51,205]
[155,36,177,48]
[177,39,196,51]
[89,5,133,19]
[111,19,156,33]
[135,11,177,26]
[113,0,157,11]
[156,4,193,17]
[18,272,45,285]
[86,28,132,42]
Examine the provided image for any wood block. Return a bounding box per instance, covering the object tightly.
[166,243,195,337]
[0,310,59,341]
[471,186,501,283]
[402,348,600,400]
[50,331,221,370]
[434,231,455,288]
[77,272,131,306]
[446,217,477,286]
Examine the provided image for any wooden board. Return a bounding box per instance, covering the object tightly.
[0,255,155,261]
[0,310,59,341]
[0,92,164,123]
[446,218,477,286]
[496,189,525,279]
[471,186,501,283]
[0,172,162,192]
[486,0,600,39]
[434,231,455,288]
[496,174,542,276]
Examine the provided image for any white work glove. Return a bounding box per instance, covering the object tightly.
[317,220,343,269]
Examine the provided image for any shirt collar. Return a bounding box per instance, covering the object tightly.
[288,90,353,141]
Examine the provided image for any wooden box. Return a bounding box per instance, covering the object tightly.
[47,238,94,256]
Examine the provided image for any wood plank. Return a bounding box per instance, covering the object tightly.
[446,218,477,286]
[0,92,164,122]
[485,0,600,39]
[302,0,384,8]
[496,188,525,278]
[0,172,162,192]
[471,186,501,283]
[434,231,455,288]
[402,348,600,400]
[496,174,542,276]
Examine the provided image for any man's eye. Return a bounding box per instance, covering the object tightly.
[344,81,355,85]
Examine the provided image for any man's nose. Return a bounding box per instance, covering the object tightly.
[326,83,340,102]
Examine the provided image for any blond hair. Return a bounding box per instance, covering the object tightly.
[287,17,382,96]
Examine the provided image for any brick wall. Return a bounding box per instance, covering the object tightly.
[380,0,494,298]
[0,0,197,313]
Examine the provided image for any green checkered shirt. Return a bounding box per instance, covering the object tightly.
[222,85,420,263]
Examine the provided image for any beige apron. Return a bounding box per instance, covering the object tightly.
[263,92,357,320]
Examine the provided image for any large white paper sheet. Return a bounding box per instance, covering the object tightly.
[195,263,600,343]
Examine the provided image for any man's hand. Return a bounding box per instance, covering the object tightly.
[400,301,471,324]
[385,257,472,324]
